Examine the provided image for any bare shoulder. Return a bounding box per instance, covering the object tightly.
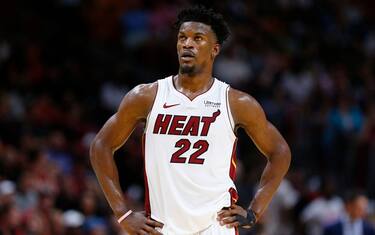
[228,87,266,128]
[117,81,158,120]
[228,87,260,108]
[127,82,158,103]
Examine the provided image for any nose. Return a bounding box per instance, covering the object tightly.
[182,37,194,49]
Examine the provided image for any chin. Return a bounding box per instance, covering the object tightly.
[180,65,196,75]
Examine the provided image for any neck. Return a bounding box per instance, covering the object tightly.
[177,73,213,91]
[174,69,214,100]
[177,62,214,91]
[344,213,360,223]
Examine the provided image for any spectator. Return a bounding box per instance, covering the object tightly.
[0,203,24,235]
[323,190,375,235]
[62,210,84,235]
[301,177,344,235]
[0,180,16,206]
[261,178,300,235]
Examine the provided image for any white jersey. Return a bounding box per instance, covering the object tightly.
[144,76,238,235]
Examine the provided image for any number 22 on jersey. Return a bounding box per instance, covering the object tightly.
[170,139,209,164]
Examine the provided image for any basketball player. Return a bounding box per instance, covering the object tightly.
[90,5,291,235]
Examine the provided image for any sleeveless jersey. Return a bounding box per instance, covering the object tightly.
[144,76,238,234]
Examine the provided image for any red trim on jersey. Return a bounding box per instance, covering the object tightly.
[229,139,239,204]
[229,138,238,181]
[142,134,151,216]
[235,226,239,235]
[229,187,239,204]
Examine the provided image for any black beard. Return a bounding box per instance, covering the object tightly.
[180,65,196,76]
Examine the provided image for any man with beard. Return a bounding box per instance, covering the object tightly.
[90,5,291,235]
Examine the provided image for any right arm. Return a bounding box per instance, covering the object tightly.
[90,82,163,234]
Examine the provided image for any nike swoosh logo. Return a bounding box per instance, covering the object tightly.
[163,103,180,109]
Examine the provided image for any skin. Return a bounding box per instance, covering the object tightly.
[346,195,368,221]
[90,21,291,234]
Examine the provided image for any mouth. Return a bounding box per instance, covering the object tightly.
[180,51,195,61]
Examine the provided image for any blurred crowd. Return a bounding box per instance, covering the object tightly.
[0,0,375,234]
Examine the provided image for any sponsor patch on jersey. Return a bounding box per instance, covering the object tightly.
[204,100,221,108]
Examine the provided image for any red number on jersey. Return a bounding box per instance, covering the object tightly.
[170,139,190,163]
[188,140,209,164]
[170,139,209,164]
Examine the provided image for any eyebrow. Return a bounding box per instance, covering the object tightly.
[195,32,206,36]
[178,32,208,36]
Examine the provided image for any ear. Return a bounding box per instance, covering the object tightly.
[211,44,220,59]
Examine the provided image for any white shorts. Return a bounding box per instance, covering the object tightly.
[157,220,238,235]
[198,219,238,235]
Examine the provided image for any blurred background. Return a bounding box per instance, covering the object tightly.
[0,0,375,234]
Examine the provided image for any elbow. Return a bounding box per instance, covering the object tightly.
[269,142,291,173]
[280,143,291,171]
[89,138,98,165]
[89,137,104,168]
[89,136,114,168]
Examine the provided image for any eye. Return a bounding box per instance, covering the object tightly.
[195,36,203,41]
[178,35,187,41]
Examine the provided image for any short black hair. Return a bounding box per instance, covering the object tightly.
[343,189,366,204]
[174,5,230,45]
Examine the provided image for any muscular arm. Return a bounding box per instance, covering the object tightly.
[229,88,291,219]
[89,83,157,218]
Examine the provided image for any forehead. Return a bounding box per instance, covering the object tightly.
[179,22,214,35]
[355,196,368,204]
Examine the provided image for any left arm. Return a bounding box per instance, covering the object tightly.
[217,88,291,228]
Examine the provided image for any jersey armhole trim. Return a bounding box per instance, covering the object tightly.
[144,80,161,133]
[226,86,235,133]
